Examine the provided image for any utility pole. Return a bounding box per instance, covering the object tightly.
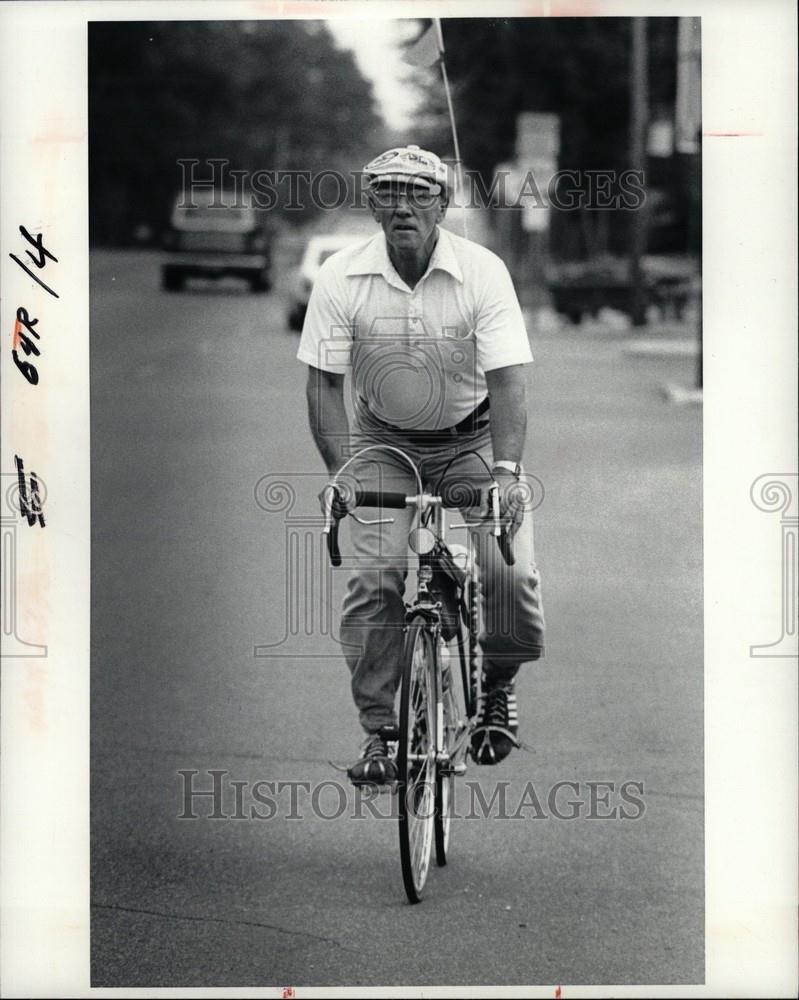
[676,15,703,388]
[629,18,649,326]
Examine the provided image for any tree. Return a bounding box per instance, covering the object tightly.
[405,18,689,258]
[89,20,383,244]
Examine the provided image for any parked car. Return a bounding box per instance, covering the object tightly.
[286,234,365,330]
[546,254,696,323]
[161,195,272,292]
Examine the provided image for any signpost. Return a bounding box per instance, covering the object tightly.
[492,113,560,304]
[629,18,650,327]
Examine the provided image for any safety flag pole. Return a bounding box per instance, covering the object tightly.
[403,19,468,239]
[433,19,467,239]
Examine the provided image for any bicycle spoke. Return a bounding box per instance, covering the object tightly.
[398,621,437,900]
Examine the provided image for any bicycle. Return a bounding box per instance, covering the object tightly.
[322,445,516,903]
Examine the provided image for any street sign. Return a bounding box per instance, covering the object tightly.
[516,112,560,159]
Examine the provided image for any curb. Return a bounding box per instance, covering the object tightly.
[624,340,699,358]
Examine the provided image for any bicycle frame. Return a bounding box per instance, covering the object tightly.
[322,444,497,759]
[403,541,480,777]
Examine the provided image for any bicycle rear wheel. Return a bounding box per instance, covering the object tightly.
[398,618,437,903]
[435,568,480,866]
[434,652,459,866]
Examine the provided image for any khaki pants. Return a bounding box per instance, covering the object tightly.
[340,407,545,734]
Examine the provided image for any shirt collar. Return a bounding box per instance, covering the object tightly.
[345,226,463,287]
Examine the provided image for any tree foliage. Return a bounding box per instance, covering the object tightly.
[89,21,383,244]
[405,18,696,257]
[409,17,678,178]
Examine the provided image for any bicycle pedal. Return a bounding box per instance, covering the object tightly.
[471,724,520,748]
[349,775,399,791]
[355,780,398,794]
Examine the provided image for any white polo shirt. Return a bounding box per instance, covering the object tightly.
[296,226,532,430]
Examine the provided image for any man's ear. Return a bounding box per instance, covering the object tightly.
[437,198,449,222]
[366,191,382,223]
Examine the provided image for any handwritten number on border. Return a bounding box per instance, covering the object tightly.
[9,225,59,298]
[15,455,45,528]
[10,225,55,528]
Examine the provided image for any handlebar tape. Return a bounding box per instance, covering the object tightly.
[498,529,516,567]
[326,523,342,567]
[354,490,408,509]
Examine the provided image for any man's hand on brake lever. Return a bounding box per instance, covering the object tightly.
[490,464,524,543]
[318,472,359,519]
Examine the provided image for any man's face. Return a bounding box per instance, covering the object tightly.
[369,181,447,254]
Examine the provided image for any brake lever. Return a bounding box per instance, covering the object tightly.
[451,483,515,566]
[322,485,343,567]
[321,484,336,535]
[322,483,338,535]
[488,483,502,538]
[349,513,395,526]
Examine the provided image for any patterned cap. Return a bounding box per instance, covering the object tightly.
[363,145,449,195]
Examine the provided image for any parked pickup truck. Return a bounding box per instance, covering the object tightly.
[161,196,272,293]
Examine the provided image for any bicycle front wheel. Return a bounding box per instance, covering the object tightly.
[434,663,459,866]
[397,618,437,903]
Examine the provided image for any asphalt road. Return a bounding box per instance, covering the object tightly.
[90,243,703,988]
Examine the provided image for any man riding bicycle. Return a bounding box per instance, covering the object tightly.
[297,145,545,784]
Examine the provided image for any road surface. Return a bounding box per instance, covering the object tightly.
[90,244,703,988]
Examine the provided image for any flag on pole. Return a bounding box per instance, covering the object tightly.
[402,21,443,68]
[401,18,468,239]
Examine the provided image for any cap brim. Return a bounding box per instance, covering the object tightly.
[370,173,442,194]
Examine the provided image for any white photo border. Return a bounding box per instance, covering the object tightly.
[0,0,796,996]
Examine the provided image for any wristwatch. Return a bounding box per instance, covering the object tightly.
[492,460,522,478]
